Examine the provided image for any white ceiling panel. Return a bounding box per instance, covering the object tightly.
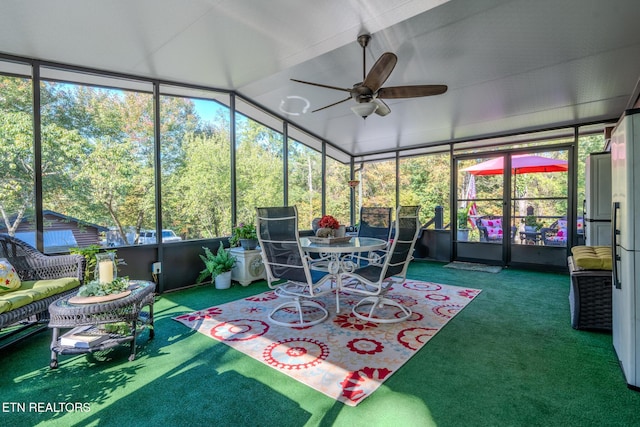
[0,0,638,156]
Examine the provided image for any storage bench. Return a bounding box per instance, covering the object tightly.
[567,246,612,331]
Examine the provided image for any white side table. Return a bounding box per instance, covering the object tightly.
[229,247,266,286]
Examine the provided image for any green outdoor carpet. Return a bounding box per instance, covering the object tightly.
[2,260,640,426]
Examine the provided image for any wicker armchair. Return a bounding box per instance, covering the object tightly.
[0,234,85,346]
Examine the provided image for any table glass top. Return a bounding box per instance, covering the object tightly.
[299,236,386,253]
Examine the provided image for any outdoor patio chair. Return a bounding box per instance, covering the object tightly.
[338,205,421,323]
[351,206,393,266]
[256,206,335,327]
[476,216,516,243]
[357,206,393,240]
[541,217,583,246]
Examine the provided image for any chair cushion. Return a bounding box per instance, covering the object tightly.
[547,228,567,242]
[0,258,21,293]
[571,246,612,270]
[486,226,503,239]
[480,218,502,228]
[0,277,80,312]
[558,219,568,228]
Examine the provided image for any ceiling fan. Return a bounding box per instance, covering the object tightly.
[291,34,447,119]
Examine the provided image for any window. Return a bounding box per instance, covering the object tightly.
[40,72,155,250]
[235,113,284,225]
[325,156,351,226]
[358,159,396,215]
[0,69,35,245]
[288,138,322,229]
[399,152,451,226]
[159,87,232,240]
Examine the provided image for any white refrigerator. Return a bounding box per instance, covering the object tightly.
[611,109,640,389]
[584,152,611,246]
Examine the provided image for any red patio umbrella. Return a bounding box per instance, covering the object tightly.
[461,154,568,176]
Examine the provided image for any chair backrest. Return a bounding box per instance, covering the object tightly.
[0,233,41,280]
[382,206,421,280]
[358,206,393,240]
[255,206,312,286]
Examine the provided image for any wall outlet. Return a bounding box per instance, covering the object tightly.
[152,262,162,274]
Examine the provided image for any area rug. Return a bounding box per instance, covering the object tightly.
[444,261,502,273]
[173,280,480,406]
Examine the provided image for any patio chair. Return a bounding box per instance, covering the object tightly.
[541,217,582,246]
[256,206,334,327]
[338,206,421,323]
[358,206,393,240]
[476,216,516,243]
[352,206,393,266]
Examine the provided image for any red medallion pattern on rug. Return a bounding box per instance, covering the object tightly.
[174,279,480,406]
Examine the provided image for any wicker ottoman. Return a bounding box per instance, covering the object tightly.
[567,255,612,331]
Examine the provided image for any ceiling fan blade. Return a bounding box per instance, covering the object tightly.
[362,52,397,93]
[311,96,352,113]
[290,78,352,93]
[373,99,391,116]
[377,85,448,99]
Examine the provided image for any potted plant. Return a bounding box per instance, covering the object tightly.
[523,215,543,232]
[316,214,343,237]
[196,242,237,289]
[69,245,123,284]
[229,222,258,250]
[457,208,470,241]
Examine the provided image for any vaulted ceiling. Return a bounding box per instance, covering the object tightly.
[1,0,639,156]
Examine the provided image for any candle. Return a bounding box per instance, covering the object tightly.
[98,260,114,284]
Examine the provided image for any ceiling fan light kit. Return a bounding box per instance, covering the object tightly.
[351,102,378,118]
[291,33,447,118]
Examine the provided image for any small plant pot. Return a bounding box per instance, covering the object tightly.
[239,238,258,250]
[214,271,232,289]
[457,229,470,241]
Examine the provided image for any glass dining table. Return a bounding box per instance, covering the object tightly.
[299,236,387,275]
[300,236,387,312]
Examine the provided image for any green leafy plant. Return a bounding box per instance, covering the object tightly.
[523,215,544,230]
[77,276,130,297]
[457,208,469,229]
[196,242,237,283]
[69,245,122,284]
[228,222,257,247]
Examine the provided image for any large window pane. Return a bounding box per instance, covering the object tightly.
[357,160,396,217]
[288,138,321,230]
[160,94,232,239]
[235,114,283,224]
[40,79,155,250]
[0,73,35,243]
[399,152,450,226]
[325,157,351,226]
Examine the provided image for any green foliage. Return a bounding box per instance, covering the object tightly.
[77,276,130,297]
[457,208,469,229]
[69,245,110,283]
[196,242,237,283]
[229,222,257,247]
[523,215,544,230]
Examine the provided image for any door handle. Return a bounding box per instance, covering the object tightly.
[612,201,621,289]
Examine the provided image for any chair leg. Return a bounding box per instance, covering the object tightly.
[352,296,412,324]
[268,298,328,327]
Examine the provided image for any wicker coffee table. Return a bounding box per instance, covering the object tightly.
[48,280,155,369]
